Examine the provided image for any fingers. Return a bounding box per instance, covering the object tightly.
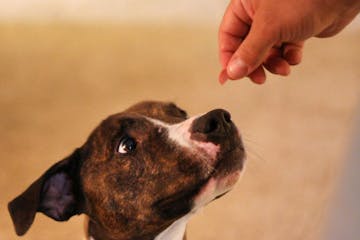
[218,0,306,84]
[283,41,304,65]
[220,41,304,84]
[226,17,277,80]
[218,0,251,69]
[219,43,304,84]
[263,41,303,75]
[264,56,291,76]
[219,0,275,83]
[248,66,266,84]
[263,47,291,76]
[219,65,266,85]
[219,69,229,85]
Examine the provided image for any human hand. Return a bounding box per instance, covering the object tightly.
[218,0,360,84]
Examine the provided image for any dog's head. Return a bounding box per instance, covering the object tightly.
[8,101,245,239]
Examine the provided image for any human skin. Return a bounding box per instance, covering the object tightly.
[218,0,360,84]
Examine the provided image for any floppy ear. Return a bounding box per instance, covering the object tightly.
[8,148,84,236]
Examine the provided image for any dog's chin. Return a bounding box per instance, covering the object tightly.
[192,147,244,211]
[192,170,241,211]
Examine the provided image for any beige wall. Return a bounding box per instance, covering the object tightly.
[0,0,228,23]
[0,1,359,30]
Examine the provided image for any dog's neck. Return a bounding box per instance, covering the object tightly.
[86,214,191,240]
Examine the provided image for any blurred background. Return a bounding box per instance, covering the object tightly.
[0,1,359,239]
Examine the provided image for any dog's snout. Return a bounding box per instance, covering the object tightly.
[191,109,232,135]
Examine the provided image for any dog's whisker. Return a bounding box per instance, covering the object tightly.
[246,147,266,164]
[242,134,266,163]
[240,137,269,180]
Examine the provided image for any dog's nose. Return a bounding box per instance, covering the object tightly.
[191,109,232,135]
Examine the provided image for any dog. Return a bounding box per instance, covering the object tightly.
[8,101,245,240]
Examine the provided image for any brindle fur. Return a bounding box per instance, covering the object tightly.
[8,101,244,240]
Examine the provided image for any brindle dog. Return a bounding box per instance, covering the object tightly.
[8,101,245,240]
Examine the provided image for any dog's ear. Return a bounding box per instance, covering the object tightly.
[8,148,84,236]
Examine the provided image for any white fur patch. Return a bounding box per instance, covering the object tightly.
[193,171,241,210]
[154,172,242,240]
[147,117,220,160]
[154,214,192,240]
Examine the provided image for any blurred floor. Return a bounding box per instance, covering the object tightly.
[0,23,359,240]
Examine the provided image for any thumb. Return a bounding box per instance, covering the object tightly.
[226,18,276,80]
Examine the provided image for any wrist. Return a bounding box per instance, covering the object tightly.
[312,0,360,37]
[326,0,360,14]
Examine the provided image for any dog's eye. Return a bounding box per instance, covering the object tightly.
[118,137,137,154]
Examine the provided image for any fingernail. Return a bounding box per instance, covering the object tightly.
[227,58,249,79]
[219,69,228,85]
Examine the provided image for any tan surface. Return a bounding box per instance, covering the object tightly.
[0,23,359,240]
